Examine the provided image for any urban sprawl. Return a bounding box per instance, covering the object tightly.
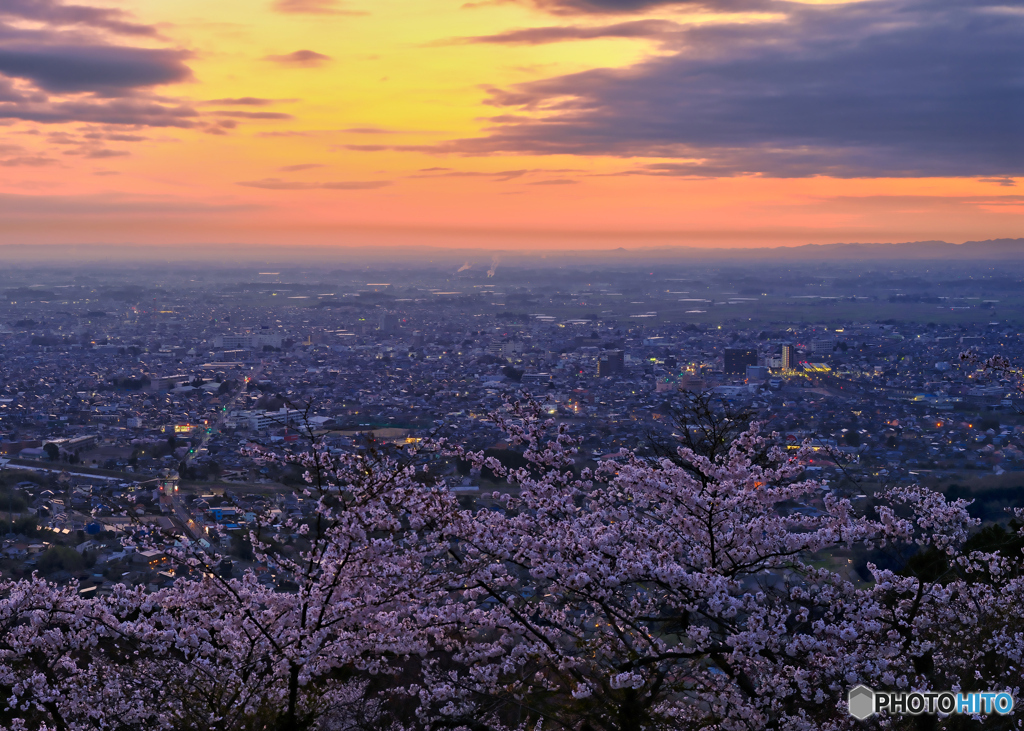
[1,262,1022,593]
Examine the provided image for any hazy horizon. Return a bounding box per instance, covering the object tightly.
[2,237,1024,266]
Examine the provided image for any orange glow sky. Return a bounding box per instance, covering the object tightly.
[0,0,1021,250]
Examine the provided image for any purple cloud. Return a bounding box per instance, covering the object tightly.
[0,2,197,130]
[0,191,261,216]
[79,148,130,158]
[0,98,198,127]
[434,0,1024,178]
[445,19,680,45]
[271,0,366,14]
[202,97,283,106]
[410,167,581,181]
[237,178,390,190]
[264,50,332,66]
[510,0,759,15]
[978,177,1016,187]
[211,110,294,119]
[0,0,159,36]
[341,126,399,134]
[0,46,191,95]
[0,154,57,166]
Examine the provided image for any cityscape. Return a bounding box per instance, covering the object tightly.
[2,0,1024,726]
[2,255,1023,593]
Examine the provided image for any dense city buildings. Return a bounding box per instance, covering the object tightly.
[1,259,1024,594]
[597,349,625,377]
[724,347,758,375]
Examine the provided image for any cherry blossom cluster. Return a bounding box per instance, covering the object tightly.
[1,401,1023,730]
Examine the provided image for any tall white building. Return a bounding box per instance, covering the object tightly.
[213,333,283,350]
[810,338,835,357]
[248,408,303,431]
[781,344,795,370]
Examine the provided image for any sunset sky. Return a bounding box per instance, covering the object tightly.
[1,0,1022,250]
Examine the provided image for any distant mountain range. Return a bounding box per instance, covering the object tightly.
[614,238,1024,260]
[1,238,1024,264]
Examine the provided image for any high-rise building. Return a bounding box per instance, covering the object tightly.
[746,365,769,382]
[724,348,757,375]
[488,338,523,359]
[678,374,705,392]
[598,349,625,376]
[378,313,399,334]
[520,373,552,390]
[213,333,282,350]
[781,344,795,370]
[811,338,835,357]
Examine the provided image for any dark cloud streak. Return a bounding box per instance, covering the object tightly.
[0,154,57,166]
[512,0,760,15]
[212,110,294,119]
[0,99,198,127]
[0,0,159,36]
[202,97,286,106]
[0,46,191,94]
[264,50,332,66]
[445,19,680,45]
[237,178,390,190]
[0,191,261,216]
[410,167,581,181]
[271,0,366,15]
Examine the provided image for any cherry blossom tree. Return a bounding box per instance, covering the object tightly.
[0,429,473,731]
[433,401,1022,731]
[3,399,1024,730]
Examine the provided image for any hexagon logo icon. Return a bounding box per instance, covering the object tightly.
[848,685,875,720]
